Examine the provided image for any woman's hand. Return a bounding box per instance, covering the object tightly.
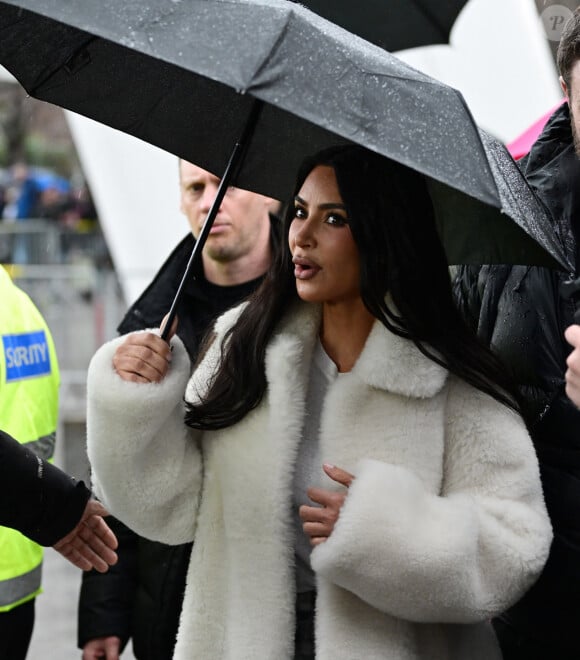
[299,463,354,546]
[112,315,177,383]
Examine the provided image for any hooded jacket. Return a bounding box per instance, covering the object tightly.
[87,301,551,660]
[453,102,580,650]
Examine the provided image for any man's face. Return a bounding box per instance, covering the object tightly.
[563,60,580,155]
[179,160,274,264]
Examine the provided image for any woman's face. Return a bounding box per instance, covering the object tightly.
[289,165,361,306]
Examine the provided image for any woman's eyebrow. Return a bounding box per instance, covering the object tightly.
[318,202,346,210]
[294,195,346,211]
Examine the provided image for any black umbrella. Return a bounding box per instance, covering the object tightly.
[293,0,469,52]
[0,0,571,336]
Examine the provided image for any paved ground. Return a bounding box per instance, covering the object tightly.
[28,547,137,659]
[28,546,84,659]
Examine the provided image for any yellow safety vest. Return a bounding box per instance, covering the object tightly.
[0,266,60,611]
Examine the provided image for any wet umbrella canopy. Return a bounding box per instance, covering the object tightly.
[0,0,571,279]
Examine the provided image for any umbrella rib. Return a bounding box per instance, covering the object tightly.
[452,88,501,204]
[246,7,293,89]
[27,36,97,96]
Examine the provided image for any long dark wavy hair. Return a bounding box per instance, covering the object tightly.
[185,145,524,430]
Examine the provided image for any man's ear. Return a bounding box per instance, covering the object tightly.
[179,191,187,216]
[266,197,282,217]
[561,75,569,99]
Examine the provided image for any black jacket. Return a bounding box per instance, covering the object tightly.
[78,231,274,659]
[0,429,90,546]
[453,103,580,652]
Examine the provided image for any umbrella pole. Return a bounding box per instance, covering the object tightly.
[161,99,264,341]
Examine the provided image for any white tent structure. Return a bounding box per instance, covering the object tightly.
[0,0,564,304]
[63,113,184,304]
[396,0,562,143]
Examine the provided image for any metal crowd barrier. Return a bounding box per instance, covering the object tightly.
[1,220,126,479]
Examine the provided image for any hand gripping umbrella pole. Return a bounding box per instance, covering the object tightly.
[160,100,263,342]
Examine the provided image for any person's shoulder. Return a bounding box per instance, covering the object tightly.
[445,375,522,426]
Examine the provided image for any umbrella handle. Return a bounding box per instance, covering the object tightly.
[160,99,264,342]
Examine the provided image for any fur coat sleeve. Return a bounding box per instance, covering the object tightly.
[310,376,552,624]
[86,331,200,545]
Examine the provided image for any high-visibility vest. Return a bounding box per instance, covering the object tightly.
[0,266,60,611]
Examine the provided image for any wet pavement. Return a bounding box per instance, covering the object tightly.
[28,547,82,658]
[28,548,137,659]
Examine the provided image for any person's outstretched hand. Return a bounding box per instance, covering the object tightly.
[52,499,118,572]
[565,324,580,407]
[300,464,354,546]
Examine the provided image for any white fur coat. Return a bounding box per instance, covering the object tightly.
[87,302,551,660]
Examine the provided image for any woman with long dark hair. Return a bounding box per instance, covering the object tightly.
[86,145,551,660]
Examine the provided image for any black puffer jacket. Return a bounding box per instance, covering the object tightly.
[78,230,274,659]
[453,103,580,652]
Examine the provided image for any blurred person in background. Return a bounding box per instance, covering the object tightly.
[4,163,71,263]
[78,159,280,660]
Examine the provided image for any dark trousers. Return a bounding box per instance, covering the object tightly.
[294,591,315,660]
[0,598,35,660]
[494,617,578,660]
